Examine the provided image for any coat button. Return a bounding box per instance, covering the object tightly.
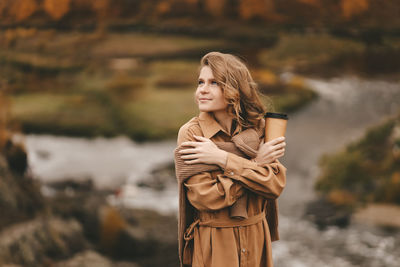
[229,171,234,176]
[242,248,246,253]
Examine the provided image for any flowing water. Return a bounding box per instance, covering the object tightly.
[272,76,400,267]
[20,75,400,266]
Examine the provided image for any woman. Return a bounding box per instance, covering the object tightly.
[174,52,287,267]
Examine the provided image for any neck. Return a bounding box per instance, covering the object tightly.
[212,110,234,135]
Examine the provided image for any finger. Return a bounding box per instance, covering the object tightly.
[274,145,286,152]
[272,148,285,156]
[181,154,198,160]
[179,148,198,154]
[277,142,286,148]
[276,148,285,154]
[270,142,286,151]
[184,159,200,165]
[181,141,199,147]
[267,136,285,145]
[193,135,209,142]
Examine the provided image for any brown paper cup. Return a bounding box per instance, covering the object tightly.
[264,112,288,142]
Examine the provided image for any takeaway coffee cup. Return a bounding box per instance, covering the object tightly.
[264,112,288,142]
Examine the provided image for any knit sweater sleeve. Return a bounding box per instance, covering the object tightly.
[177,123,245,212]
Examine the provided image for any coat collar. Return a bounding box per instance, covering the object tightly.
[198,112,240,139]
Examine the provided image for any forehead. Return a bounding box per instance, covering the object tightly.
[199,66,214,79]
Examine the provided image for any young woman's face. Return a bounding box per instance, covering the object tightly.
[195,66,228,113]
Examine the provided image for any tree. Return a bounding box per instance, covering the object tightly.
[43,0,71,20]
[10,0,38,22]
[296,0,320,6]
[340,0,369,19]
[205,0,227,17]
[0,86,10,151]
[238,0,277,21]
[92,0,110,19]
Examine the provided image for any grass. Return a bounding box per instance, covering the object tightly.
[2,29,319,141]
[90,33,225,58]
[10,93,118,136]
[315,113,400,209]
[7,58,202,140]
[259,32,365,71]
[6,58,317,140]
[123,89,198,141]
[270,87,317,113]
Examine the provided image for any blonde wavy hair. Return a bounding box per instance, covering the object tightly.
[200,51,266,132]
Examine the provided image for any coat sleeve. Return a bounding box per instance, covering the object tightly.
[222,152,287,199]
[177,123,245,211]
[184,172,245,211]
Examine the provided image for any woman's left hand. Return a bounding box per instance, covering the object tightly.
[179,135,227,168]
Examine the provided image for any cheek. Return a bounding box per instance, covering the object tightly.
[215,89,227,106]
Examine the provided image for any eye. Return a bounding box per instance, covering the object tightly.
[198,80,204,85]
[211,80,218,85]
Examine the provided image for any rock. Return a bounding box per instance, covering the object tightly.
[114,207,179,266]
[304,197,352,229]
[46,179,94,193]
[0,217,87,267]
[3,139,28,175]
[49,190,179,265]
[55,250,112,267]
[0,155,45,230]
[54,250,141,267]
[136,162,176,191]
[49,191,108,244]
[352,203,400,229]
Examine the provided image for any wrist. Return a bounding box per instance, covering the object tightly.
[217,150,228,169]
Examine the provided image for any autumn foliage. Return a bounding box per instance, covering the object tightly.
[0,0,399,28]
[10,0,38,22]
[0,92,10,151]
[43,0,71,20]
[238,0,276,20]
[340,0,369,19]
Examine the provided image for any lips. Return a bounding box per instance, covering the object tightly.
[199,98,211,101]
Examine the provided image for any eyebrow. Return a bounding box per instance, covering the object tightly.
[198,78,216,81]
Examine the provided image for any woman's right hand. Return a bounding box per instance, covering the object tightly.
[254,136,286,165]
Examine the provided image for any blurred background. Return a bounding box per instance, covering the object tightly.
[1,0,400,266]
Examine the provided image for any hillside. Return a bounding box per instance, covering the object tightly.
[315,112,400,210]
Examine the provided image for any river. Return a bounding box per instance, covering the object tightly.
[18,75,400,266]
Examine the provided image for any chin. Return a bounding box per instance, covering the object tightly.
[198,104,211,112]
[198,107,210,112]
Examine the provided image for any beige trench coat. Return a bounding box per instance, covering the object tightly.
[177,111,287,267]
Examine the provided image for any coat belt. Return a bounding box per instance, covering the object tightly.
[182,211,266,265]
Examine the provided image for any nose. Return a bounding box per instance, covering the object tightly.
[199,83,209,94]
